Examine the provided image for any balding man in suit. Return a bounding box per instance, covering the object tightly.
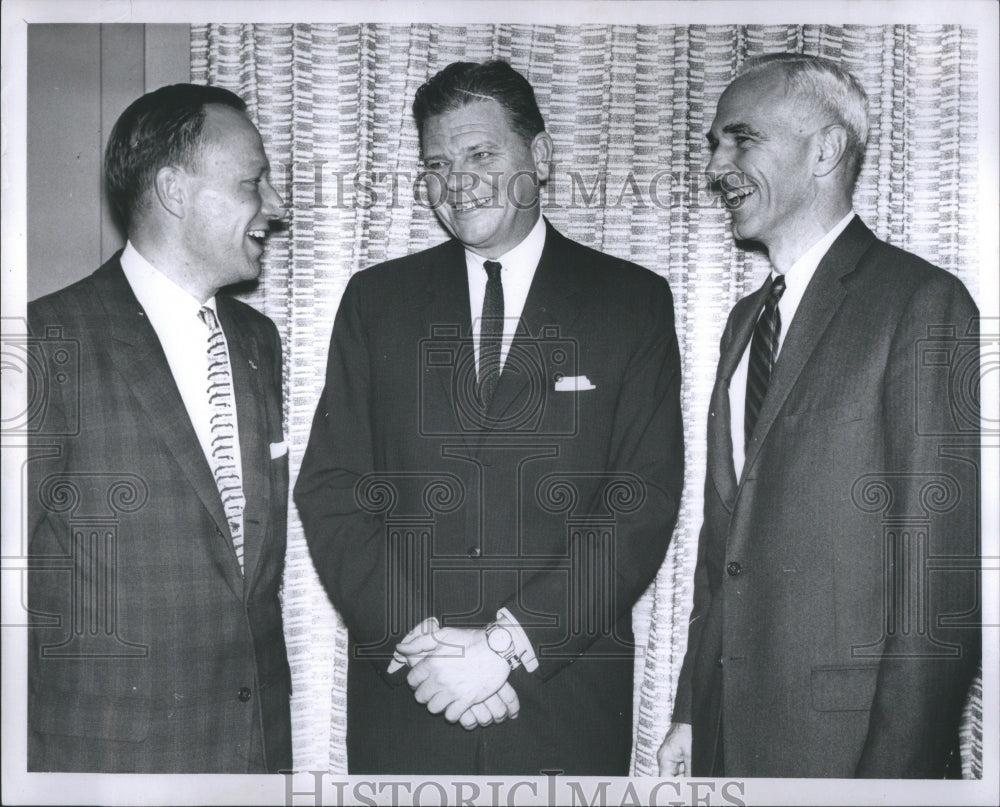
[659,53,980,778]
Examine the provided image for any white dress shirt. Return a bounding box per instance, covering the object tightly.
[730,211,855,478]
[120,241,244,477]
[465,213,547,377]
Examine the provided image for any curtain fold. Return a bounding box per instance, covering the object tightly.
[191,23,981,776]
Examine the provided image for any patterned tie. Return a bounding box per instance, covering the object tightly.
[745,274,787,450]
[198,306,246,573]
[479,260,504,410]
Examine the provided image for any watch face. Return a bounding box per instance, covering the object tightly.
[487,626,513,653]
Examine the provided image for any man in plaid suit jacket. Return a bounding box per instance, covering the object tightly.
[26,84,292,772]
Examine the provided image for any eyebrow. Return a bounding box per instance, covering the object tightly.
[725,122,764,138]
[706,122,765,147]
[420,141,499,161]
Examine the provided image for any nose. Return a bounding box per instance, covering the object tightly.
[705,146,738,197]
[446,168,479,203]
[705,144,730,176]
[260,178,285,220]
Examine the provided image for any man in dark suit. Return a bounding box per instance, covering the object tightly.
[295,60,683,774]
[659,53,980,778]
[27,84,291,772]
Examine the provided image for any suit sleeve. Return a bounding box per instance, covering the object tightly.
[501,275,684,679]
[854,272,981,777]
[294,274,413,677]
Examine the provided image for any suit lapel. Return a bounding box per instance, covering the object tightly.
[709,283,769,510]
[739,216,876,484]
[97,261,244,599]
[218,302,269,593]
[487,223,584,426]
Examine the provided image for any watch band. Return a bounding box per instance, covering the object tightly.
[496,608,539,672]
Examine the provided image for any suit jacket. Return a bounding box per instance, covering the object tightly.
[295,220,683,774]
[27,255,292,773]
[674,217,981,778]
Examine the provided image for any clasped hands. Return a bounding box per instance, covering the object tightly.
[393,618,520,730]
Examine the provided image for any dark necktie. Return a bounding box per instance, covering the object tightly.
[479,260,504,410]
[745,274,786,450]
[199,306,246,573]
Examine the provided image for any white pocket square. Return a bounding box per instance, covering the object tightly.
[554,375,596,391]
[270,440,289,459]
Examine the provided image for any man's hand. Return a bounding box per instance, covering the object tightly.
[456,682,520,730]
[401,626,511,723]
[657,722,692,777]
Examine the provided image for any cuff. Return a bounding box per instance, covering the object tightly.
[496,607,539,673]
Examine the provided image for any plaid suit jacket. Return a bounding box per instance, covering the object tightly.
[26,255,291,772]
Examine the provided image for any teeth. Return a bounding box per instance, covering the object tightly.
[247,229,267,240]
[453,196,494,212]
[723,186,756,204]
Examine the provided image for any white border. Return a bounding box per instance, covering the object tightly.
[2,2,997,805]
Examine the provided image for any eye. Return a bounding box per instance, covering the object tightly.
[472,151,492,160]
[422,159,447,171]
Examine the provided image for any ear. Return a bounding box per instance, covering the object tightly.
[153,165,187,219]
[530,132,554,182]
[813,124,850,178]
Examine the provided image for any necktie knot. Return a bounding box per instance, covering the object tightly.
[199,306,220,332]
[768,274,787,304]
[483,260,503,282]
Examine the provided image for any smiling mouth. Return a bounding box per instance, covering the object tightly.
[246,228,268,246]
[451,195,496,212]
[722,186,756,208]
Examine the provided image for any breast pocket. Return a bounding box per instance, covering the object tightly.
[781,399,866,433]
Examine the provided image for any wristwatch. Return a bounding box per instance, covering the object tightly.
[484,621,521,670]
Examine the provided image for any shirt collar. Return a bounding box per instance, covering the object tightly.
[776,210,856,289]
[120,241,217,321]
[463,213,547,277]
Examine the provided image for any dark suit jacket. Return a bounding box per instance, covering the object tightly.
[674,217,981,777]
[295,220,683,774]
[27,255,292,773]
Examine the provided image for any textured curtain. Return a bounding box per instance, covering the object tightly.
[191,23,981,777]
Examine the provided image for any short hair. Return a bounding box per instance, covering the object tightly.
[412,60,546,145]
[738,53,870,186]
[104,83,247,230]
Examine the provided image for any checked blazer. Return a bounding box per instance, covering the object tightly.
[26,255,292,773]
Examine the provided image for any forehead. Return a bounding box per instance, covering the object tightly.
[712,70,802,132]
[199,104,268,164]
[420,99,518,149]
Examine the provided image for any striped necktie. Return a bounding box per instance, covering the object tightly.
[199,306,245,573]
[479,259,504,411]
[745,274,786,450]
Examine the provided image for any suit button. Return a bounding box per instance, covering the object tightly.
[726,561,742,576]
[468,547,481,558]
[238,687,252,702]
[716,655,724,668]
